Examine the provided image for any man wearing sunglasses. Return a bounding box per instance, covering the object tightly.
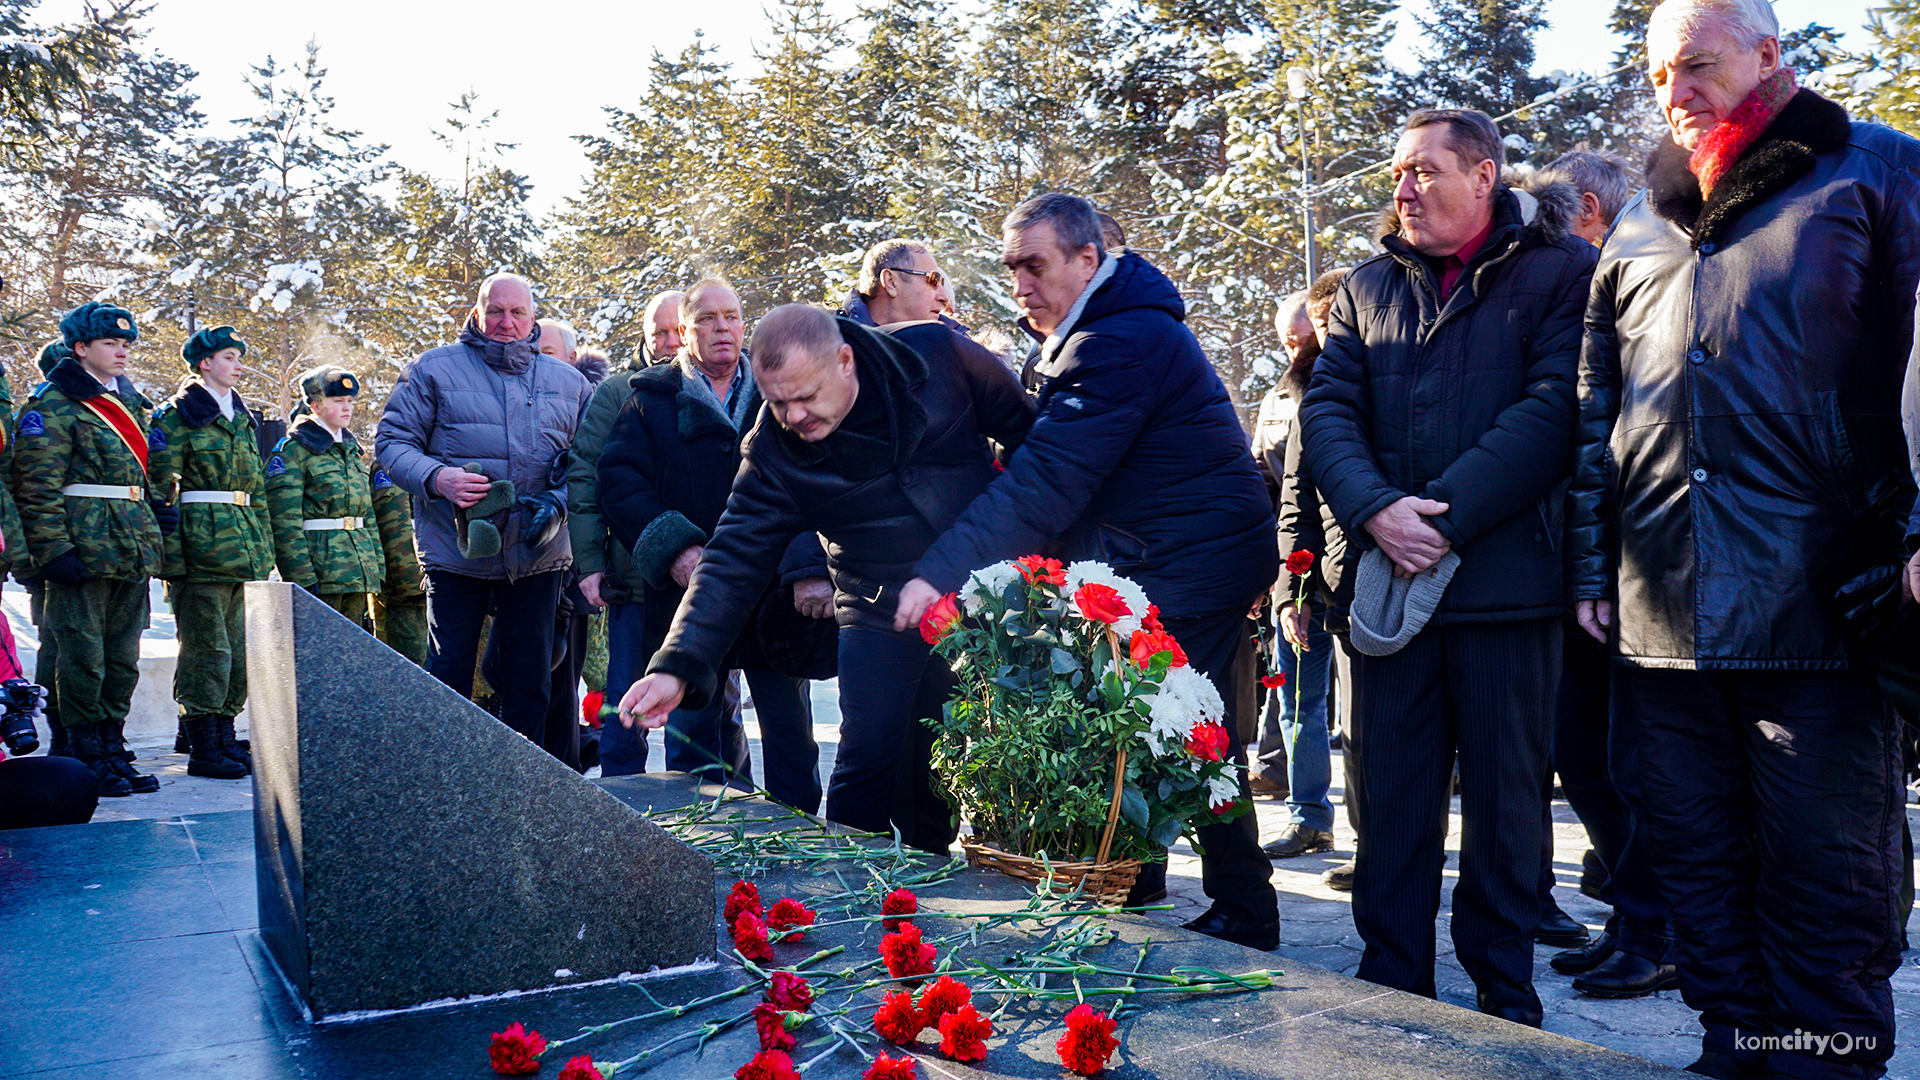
[841,239,964,330]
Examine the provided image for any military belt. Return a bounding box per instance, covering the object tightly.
[302,517,365,531]
[180,490,253,507]
[61,483,144,501]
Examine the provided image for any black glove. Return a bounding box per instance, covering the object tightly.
[516,491,568,552]
[152,502,179,536]
[40,551,89,586]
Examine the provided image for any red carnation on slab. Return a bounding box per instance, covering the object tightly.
[1286,549,1316,576]
[1128,628,1187,670]
[937,1004,993,1062]
[767,897,818,937]
[558,1055,605,1080]
[1056,1003,1120,1075]
[1184,722,1230,762]
[880,923,938,980]
[725,880,764,926]
[1261,673,1287,690]
[873,989,926,1044]
[916,975,972,1028]
[733,911,774,962]
[863,1051,918,1080]
[919,593,963,646]
[1016,554,1066,587]
[753,1002,798,1052]
[1072,583,1130,624]
[766,971,815,1012]
[488,1021,546,1075]
[735,1049,802,1080]
[881,888,918,930]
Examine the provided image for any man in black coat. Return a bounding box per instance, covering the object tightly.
[618,304,1036,853]
[1570,3,1920,1074]
[893,193,1281,950]
[598,280,826,811]
[1300,108,1596,1024]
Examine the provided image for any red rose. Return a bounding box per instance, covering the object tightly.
[1260,673,1286,690]
[1055,1003,1120,1075]
[937,1004,992,1062]
[558,1055,605,1080]
[1128,629,1188,669]
[767,897,817,937]
[1211,797,1242,816]
[873,989,926,1044]
[1184,722,1229,762]
[733,911,774,962]
[488,1021,547,1076]
[1286,549,1316,576]
[581,690,605,730]
[915,975,972,1028]
[725,880,764,926]
[1142,603,1164,633]
[863,1051,918,1080]
[1071,583,1130,624]
[918,593,963,646]
[1015,554,1066,587]
[881,888,918,931]
[765,971,815,1012]
[753,1002,798,1051]
[880,923,938,980]
[735,1050,802,1080]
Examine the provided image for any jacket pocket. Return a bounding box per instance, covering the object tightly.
[1096,523,1155,575]
[1815,389,1870,514]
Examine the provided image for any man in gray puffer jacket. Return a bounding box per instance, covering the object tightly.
[377,273,590,754]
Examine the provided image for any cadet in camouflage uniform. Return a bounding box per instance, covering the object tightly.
[149,326,272,780]
[13,303,175,798]
[370,455,428,665]
[265,366,387,624]
[8,341,59,754]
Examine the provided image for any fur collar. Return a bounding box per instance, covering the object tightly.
[778,317,929,480]
[630,362,753,444]
[169,379,257,430]
[289,415,356,455]
[47,356,110,402]
[1646,87,1851,246]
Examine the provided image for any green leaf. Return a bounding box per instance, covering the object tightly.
[1050,647,1081,674]
[1119,782,1150,829]
[1149,815,1184,848]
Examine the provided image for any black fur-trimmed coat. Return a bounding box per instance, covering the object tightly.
[1569,89,1920,669]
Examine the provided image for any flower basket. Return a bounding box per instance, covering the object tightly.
[959,840,1144,907]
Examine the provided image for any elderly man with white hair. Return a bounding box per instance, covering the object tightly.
[1569,0,1920,1075]
[378,273,590,761]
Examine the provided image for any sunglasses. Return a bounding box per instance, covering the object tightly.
[888,267,946,288]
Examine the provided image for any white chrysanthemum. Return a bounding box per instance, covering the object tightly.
[961,561,1023,614]
[1139,665,1223,756]
[1063,560,1152,636]
[1205,772,1241,809]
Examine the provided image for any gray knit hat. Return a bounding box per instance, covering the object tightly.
[1347,547,1462,656]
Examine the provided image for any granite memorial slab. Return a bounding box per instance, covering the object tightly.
[242,580,714,1020]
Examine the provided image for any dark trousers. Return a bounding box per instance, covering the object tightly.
[749,673,821,815]
[0,756,97,828]
[1163,608,1279,926]
[828,625,958,855]
[1348,618,1558,997]
[536,582,590,772]
[1620,668,1901,1079]
[425,570,561,750]
[598,600,649,776]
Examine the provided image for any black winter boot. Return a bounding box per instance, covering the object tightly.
[70,725,132,798]
[100,721,159,793]
[174,717,189,754]
[215,715,250,771]
[47,706,70,758]
[185,715,246,779]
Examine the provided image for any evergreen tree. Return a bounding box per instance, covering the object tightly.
[1840,0,1920,133]
[1410,0,1548,121]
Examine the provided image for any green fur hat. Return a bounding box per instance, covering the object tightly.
[35,339,72,376]
[59,301,139,348]
[296,364,360,401]
[182,325,247,369]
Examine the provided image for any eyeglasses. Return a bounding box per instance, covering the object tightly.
[887,267,946,288]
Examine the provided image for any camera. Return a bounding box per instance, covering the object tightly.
[0,679,46,756]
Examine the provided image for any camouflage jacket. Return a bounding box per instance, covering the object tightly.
[11,358,163,581]
[370,456,424,600]
[265,417,387,595]
[0,369,24,575]
[150,380,274,583]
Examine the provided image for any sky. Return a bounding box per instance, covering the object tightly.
[83,0,1877,225]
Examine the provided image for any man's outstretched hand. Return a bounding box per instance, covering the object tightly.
[894,577,941,632]
[619,673,687,728]
[1364,495,1452,577]
[1575,599,1613,643]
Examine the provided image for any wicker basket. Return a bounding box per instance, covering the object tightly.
[960,838,1143,906]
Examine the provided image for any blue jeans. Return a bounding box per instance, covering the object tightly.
[1257,609,1334,831]
[598,600,649,776]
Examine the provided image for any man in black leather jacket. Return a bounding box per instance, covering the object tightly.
[1569,2,1920,1075]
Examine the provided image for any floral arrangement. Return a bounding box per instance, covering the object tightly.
[920,555,1250,865]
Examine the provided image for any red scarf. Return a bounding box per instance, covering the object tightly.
[1688,68,1797,197]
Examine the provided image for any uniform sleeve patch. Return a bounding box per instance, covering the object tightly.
[371,468,393,490]
[266,454,286,477]
[17,411,43,437]
[148,426,167,450]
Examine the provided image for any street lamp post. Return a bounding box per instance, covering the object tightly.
[1286,66,1318,286]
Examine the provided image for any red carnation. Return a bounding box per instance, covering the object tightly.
[863,1051,918,1080]
[1056,1003,1120,1075]
[1142,603,1164,633]
[581,689,605,730]
[733,911,774,962]
[1128,628,1188,669]
[753,1002,798,1052]
[488,1021,547,1075]
[558,1055,605,1080]
[881,888,918,931]
[873,989,926,1044]
[1071,583,1130,624]
[880,923,938,980]
[1184,722,1230,762]
[1015,554,1066,587]
[766,970,815,1012]
[767,897,817,937]
[918,593,963,646]
[735,1050,802,1080]
[1211,797,1242,816]
[1286,549,1316,576]
[1261,673,1286,690]
[725,880,764,926]
[937,1004,992,1062]
[916,975,972,1027]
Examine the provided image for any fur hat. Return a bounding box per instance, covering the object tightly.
[296,364,359,401]
[182,325,247,368]
[34,339,72,376]
[59,302,139,347]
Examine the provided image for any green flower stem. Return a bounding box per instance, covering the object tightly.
[546,949,845,1056]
